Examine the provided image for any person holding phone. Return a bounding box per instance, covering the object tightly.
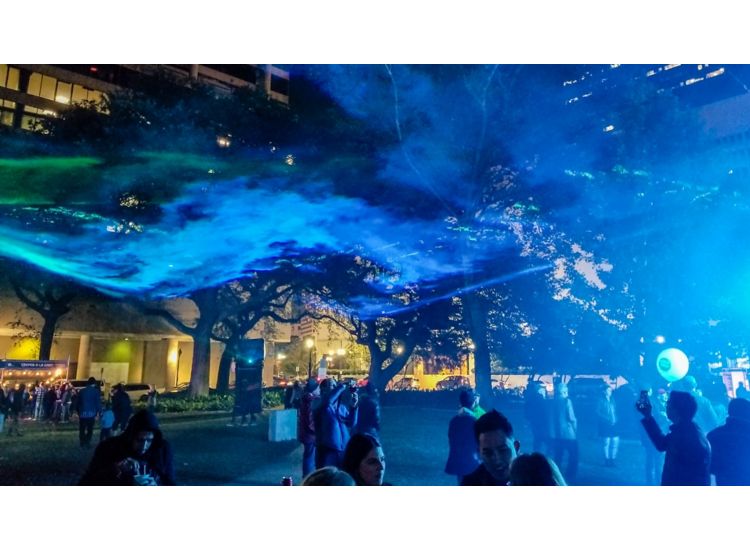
[636,389,711,485]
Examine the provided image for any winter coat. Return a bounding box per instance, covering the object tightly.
[707,417,750,485]
[314,384,357,452]
[76,384,102,419]
[79,410,175,485]
[641,416,711,486]
[445,408,480,477]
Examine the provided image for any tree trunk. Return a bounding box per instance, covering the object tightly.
[465,295,493,401]
[216,342,236,394]
[188,326,213,397]
[38,313,61,360]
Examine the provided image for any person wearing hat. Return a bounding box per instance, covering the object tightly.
[297,378,320,478]
[707,397,750,485]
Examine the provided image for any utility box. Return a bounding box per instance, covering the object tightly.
[268,409,297,442]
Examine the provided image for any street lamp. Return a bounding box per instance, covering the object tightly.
[305,338,314,378]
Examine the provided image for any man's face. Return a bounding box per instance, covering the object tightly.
[478,430,518,483]
[133,431,155,455]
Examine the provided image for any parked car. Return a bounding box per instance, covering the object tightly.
[116,383,161,402]
[389,376,421,391]
[566,377,610,402]
[435,375,471,391]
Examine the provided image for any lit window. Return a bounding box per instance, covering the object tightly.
[40,75,57,100]
[664,64,681,71]
[685,77,704,86]
[603,125,615,132]
[55,81,72,104]
[646,70,656,77]
[707,68,725,79]
[27,73,42,96]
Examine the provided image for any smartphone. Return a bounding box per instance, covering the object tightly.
[637,390,650,410]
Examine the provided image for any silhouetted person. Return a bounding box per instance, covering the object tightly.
[6,384,26,436]
[228,377,250,426]
[524,382,551,453]
[354,382,381,438]
[247,366,263,425]
[680,376,719,433]
[551,383,578,483]
[79,410,175,485]
[111,384,132,433]
[76,378,101,448]
[707,397,750,485]
[461,409,520,486]
[638,390,711,485]
[297,378,319,478]
[596,386,619,466]
[509,452,566,486]
[445,388,481,483]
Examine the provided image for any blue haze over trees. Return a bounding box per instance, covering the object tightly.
[0,65,748,397]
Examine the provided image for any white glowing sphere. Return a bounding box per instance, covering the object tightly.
[656,348,689,382]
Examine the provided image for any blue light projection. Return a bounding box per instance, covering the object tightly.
[1,64,749,353]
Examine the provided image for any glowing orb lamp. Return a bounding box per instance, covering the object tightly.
[656,348,689,382]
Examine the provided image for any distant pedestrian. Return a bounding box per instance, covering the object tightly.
[445,388,481,484]
[524,382,551,453]
[550,383,578,483]
[146,386,158,412]
[596,386,619,466]
[297,378,319,478]
[6,384,27,436]
[111,384,133,433]
[354,382,381,438]
[76,378,102,448]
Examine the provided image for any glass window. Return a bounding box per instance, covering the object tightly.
[1,111,13,126]
[23,105,40,114]
[1,99,15,109]
[21,115,39,131]
[27,73,42,96]
[0,64,7,87]
[40,75,57,100]
[55,81,72,104]
[6,67,19,90]
[71,84,88,103]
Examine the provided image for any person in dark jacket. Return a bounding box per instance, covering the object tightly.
[297,378,319,478]
[550,383,578,483]
[79,409,175,485]
[111,384,133,433]
[445,388,481,483]
[313,378,358,469]
[6,384,27,436]
[524,382,551,453]
[707,397,750,485]
[461,409,520,486]
[354,383,381,438]
[638,389,711,486]
[76,378,102,447]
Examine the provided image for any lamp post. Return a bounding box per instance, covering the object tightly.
[305,338,314,379]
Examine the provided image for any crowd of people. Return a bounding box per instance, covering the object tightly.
[4,370,750,487]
